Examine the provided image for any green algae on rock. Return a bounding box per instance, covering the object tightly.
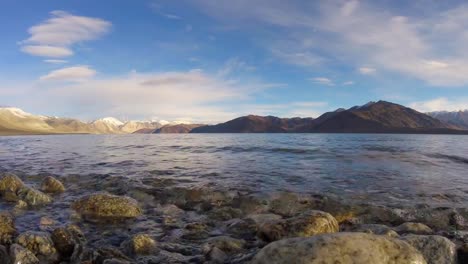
[252,232,427,264]
[40,176,65,193]
[16,231,59,262]
[0,212,16,244]
[121,234,158,256]
[16,186,52,207]
[0,173,25,194]
[258,210,339,242]
[71,193,142,220]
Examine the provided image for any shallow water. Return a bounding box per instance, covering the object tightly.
[1,133,467,207]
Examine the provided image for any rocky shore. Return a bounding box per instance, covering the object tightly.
[0,172,467,263]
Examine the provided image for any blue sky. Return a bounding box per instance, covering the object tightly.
[1,0,468,123]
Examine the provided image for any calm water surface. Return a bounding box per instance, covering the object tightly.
[0,134,467,207]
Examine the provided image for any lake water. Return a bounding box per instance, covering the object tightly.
[1,134,467,208]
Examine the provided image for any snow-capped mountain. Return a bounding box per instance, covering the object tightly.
[427,110,468,129]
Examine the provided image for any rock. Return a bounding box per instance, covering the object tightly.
[121,234,158,256]
[9,244,39,264]
[209,207,243,221]
[252,232,427,264]
[349,224,399,237]
[268,192,312,217]
[246,213,282,225]
[16,187,52,206]
[92,247,132,264]
[396,222,433,235]
[51,225,86,259]
[205,246,227,264]
[258,210,339,242]
[402,235,457,264]
[226,218,258,239]
[0,173,24,194]
[16,231,58,261]
[103,259,131,264]
[0,212,16,244]
[0,245,9,264]
[204,236,245,253]
[40,176,65,193]
[458,243,468,264]
[71,193,142,221]
[14,200,28,210]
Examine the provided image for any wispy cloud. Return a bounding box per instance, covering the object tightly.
[310,77,334,86]
[410,97,468,112]
[342,81,354,85]
[44,59,68,64]
[39,66,96,81]
[358,67,376,75]
[20,10,111,58]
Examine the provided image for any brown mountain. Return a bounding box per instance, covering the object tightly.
[153,124,205,133]
[298,101,457,133]
[427,110,468,129]
[191,115,315,133]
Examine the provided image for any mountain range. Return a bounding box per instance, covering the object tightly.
[1,101,467,135]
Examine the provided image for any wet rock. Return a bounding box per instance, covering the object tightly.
[246,213,282,225]
[121,234,158,256]
[72,193,142,221]
[231,194,269,215]
[40,176,65,193]
[258,210,339,242]
[92,246,132,264]
[252,232,427,264]
[458,243,468,264]
[159,242,202,256]
[226,218,258,239]
[349,224,399,237]
[16,231,59,262]
[402,235,457,264]
[204,236,245,253]
[268,192,312,217]
[103,259,131,264]
[9,244,39,264]
[0,245,9,264]
[16,186,52,207]
[396,222,433,235]
[51,225,86,260]
[205,246,226,264]
[0,212,16,244]
[209,207,243,221]
[0,173,25,194]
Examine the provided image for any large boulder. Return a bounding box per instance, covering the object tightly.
[16,187,52,206]
[0,173,24,193]
[402,235,457,264]
[40,176,65,193]
[9,244,39,264]
[0,212,16,244]
[258,210,338,242]
[121,234,158,256]
[252,232,427,264]
[71,193,142,221]
[16,231,58,261]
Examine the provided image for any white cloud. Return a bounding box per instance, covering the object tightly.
[358,67,376,75]
[21,10,111,58]
[190,0,468,86]
[44,59,68,64]
[342,81,354,85]
[410,98,468,112]
[39,66,96,81]
[21,45,73,58]
[310,77,334,86]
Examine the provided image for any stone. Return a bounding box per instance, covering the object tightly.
[92,246,132,264]
[16,231,58,260]
[121,234,158,256]
[71,193,142,220]
[205,246,227,264]
[40,176,65,193]
[51,225,86,259]
[16,187,52,206]
[0,212,16,244]
[204,236,245,253]
[258,210,339,242]
[402,235,457,264]
[226,218,258,239]
[0,173,24,194]
[246,213,282,225]
[458,243,468,264]
[349,224,399,237]
[9,244,39,264]
[396,222,433,235]
[252,232,427,264]
[268,192,312,217]
[0,245,9,264]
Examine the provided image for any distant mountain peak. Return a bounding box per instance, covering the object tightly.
[93,117,124,126]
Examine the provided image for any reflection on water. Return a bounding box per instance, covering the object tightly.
[0,134,467,207]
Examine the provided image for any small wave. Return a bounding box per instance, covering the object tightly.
[427,153,468,165]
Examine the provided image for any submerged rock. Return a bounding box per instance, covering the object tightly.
[9,244,39,264]
[0,245,9,264]
[17,186,52,207]
[16,231,58,261]
[71,193,142,220]
[40,176,65,193]
[0,173,25,194]
[258,210,339,242]
[396,222,433,235]
[402,235,457,264]
[51,225,86,260]
[204,236,246,253]
[0,212,16,244]
[252,232,427,264]
[121,234,158,256]
[349,224,399,237]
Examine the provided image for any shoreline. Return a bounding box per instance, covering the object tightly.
[0,172,467,263]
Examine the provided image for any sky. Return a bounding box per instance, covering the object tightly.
[1,0,468,123]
